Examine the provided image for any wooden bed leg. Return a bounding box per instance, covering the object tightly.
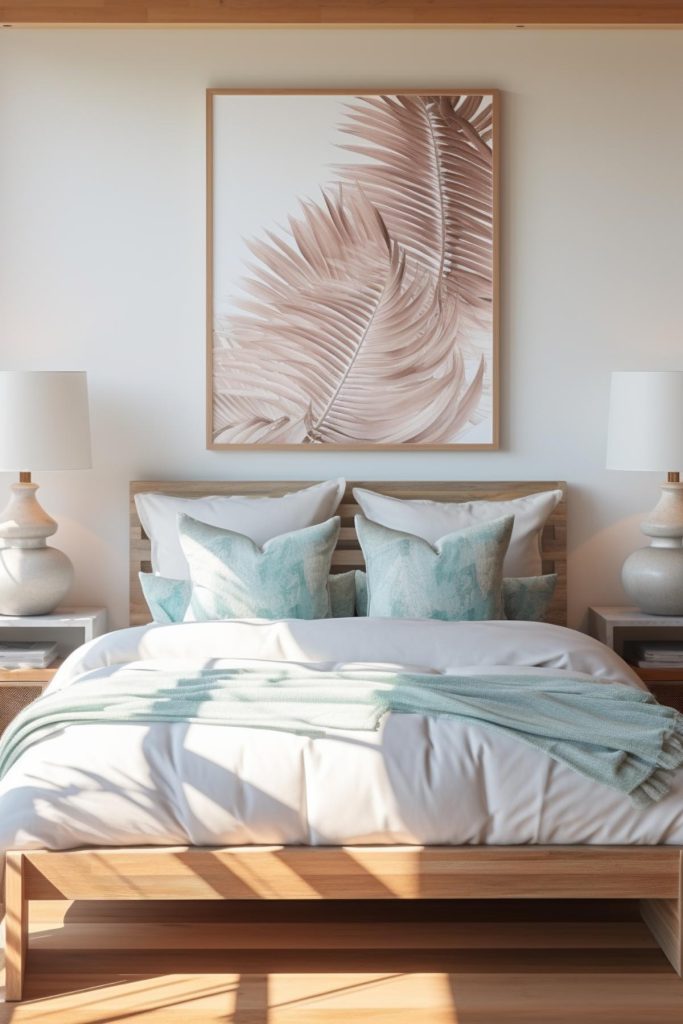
[4,852,28,1002]
[641,851,683,977]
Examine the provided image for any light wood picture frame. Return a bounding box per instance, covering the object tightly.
[206,88,500,451]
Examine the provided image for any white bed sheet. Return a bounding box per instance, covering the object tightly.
[2,618,683,850]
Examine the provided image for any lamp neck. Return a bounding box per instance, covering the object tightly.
[641,478,683,543]
[668,471,680,484]
[0,479,57,547]
[19,471,31,484]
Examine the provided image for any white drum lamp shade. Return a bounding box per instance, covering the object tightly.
[0,371,92,616]
[0,371,91,472]
[606,370,683,616]
[607,371,683,473]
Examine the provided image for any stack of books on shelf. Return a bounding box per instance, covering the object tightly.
[0,641,58,669]
[632,642,683,669]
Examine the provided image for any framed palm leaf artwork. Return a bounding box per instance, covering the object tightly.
[207,89,499,450]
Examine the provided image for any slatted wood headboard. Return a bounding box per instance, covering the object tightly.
[130,481,567,627]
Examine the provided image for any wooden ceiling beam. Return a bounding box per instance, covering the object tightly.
[3,2,683,27]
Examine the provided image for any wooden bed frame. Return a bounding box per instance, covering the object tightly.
[5,480,683,1002]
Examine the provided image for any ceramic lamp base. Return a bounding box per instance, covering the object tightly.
[622,478,683,616]
[0,478,74,616]
[622,544,683,616]
[0,544,73,615]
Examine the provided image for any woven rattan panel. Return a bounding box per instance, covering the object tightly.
[1,685,43,735]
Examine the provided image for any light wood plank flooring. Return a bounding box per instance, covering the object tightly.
[2,899,683,1022]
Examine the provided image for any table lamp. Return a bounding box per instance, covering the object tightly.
[606,370,683,615]
[0,371,91,616]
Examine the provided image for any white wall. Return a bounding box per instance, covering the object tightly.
[1,28,682,630]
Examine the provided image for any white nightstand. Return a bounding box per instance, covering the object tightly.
[0,607,107,734]
[588,606,683,711]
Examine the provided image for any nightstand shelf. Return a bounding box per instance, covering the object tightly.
[0,661,65,684]
[588,606,683,710]
[632,666,683,684]
[0,607,107,735]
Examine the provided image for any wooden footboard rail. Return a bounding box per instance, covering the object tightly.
[4,845,682,1001]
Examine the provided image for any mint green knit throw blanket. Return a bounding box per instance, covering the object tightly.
[1,666,681,806]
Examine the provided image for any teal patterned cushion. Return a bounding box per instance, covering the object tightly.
[328,571,357,617]
[139,573,191,624]
[355,569,369,617]
[179,514,340,621]
[354,569,557,622]
[503,574,557,622]
[141,567,354,623]
[355,515,513,621]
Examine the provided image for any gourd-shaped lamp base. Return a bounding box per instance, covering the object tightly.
[622,478,683,616]
[0,477,73,616]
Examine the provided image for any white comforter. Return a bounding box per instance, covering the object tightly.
[2,618,683,850]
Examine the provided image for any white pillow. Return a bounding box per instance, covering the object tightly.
[136,479,345,580]
[352,487,562,578]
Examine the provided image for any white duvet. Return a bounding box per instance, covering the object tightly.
[2,617,683,850]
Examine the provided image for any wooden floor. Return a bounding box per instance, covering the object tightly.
[2,899,683,1022]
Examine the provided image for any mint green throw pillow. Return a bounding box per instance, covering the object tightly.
[355,515,513,621]
[354,569,556,622]
[355,570,370,618]
[328,571,357,617]
[140,565,355,624]
[179,514,340,621]
[502,574,557,622]
[139,573,192,624]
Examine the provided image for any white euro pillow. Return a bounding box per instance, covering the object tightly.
[136,478,345,580]
[352,487,562,578]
